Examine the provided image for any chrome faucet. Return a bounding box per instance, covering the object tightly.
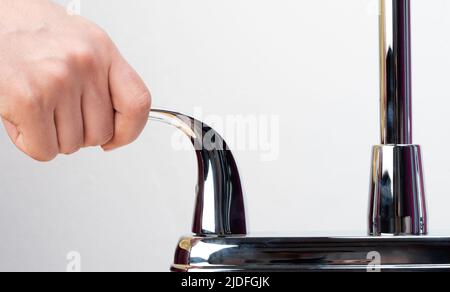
[369,0,427,236]
[149,110,247,236]
[149,0,450,272]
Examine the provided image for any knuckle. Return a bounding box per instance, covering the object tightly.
[126,91,152,116]
[66,42,98,69]
[31,149,58,162]
[91,27,111,44]
[45,61,71,90]
[60,144,82,155]
[56,126,84,154]
[101,130,114,145]
[85,127,114,147]
[88,27,113,51]
[13,87,48,114]
[2,77,53,120]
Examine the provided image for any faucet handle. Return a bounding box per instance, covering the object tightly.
[149,109,247,236]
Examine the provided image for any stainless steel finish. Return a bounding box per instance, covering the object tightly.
[379,0,413,144]
[369,0,428,235]
[149,109,247,236]
[369,145,427,235]
[161,0,443,272]
[172,235,450,272]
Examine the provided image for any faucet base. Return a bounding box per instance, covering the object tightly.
[172,235,450,272]
[369,144,427,236]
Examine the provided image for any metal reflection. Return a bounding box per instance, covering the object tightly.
[149,109,247,236]
[370,0,427,236]
[369,145,427,235]
[172,235,450,272]
[379,0,413,145]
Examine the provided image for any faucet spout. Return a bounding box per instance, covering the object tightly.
[380,0,413,145]
[369,0,428,236]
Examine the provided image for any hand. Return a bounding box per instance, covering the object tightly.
[0,0,152,161]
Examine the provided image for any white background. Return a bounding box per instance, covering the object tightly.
[0,0,449,271]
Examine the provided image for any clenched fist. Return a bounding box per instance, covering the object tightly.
[0,0,152,161]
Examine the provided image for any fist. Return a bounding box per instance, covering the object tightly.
[0,0,151,161]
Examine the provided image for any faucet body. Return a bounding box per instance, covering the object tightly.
[369,0,427,236]
[379,0,413,145]
[172,235,450,272]
[153,0,444,272]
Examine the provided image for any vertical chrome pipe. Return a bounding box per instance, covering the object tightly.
[380,0,413,145]
[369,0,427,236]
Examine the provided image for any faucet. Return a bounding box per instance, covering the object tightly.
[149,110,247,236]
[150,0,450,272]
[369,0,427,236]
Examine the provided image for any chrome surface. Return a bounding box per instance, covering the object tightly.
[172,235,450,272]
[370,0,428,235]
[149,109,247,236]
[379,0,413,145]
[369,145,427,235]
[161,0,443,273]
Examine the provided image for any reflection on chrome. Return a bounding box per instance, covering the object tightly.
[149,109,247,236]
[154,0,445,273]
[172,235,450,272]
[369,145,427,235]
[370,0,427,236]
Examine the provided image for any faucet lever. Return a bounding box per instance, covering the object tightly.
[149,109,247,236]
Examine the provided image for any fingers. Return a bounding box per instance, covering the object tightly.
[54,94,84,155]
[3,84,111,160]
[81,73,115,148]
[102,52,151,151]
[0,53,149,161]
[2,109,59,162]
[0,0,153,161]
[0,33,150,161]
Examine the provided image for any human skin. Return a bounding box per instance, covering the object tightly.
[0,0,152,161]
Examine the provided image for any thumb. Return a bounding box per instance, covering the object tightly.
[102,51,151,151]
